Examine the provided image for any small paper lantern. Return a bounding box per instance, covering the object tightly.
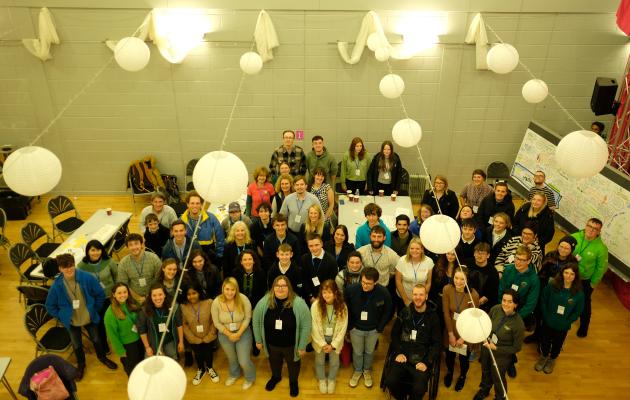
[456,308,493,344]
[555,130,608,178]
[379,74,405,99]
[419,214,460,254]
[367,33,381,51]
[522,79,548,103]
[114,37,150,72]
[392,118,422,148]
[375,46,390,62]
[239,52,263,75]
[128,356,186,400]
[192,151,248,204]
[3,146,62,196]
[486,43,519,74]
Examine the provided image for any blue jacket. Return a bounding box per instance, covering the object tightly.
[161,238,201,266]
[181,210,225,257]
[45,269,105,329]
[355,219,392,248]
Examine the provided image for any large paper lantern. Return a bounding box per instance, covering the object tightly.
[367,33,381,51]
[128,356,186,400]
[379,74,405,99]
[114,37,150,72]
[375,46,390,62]
[486,43,519,74]
[456,308,493,344]
[239,52,263,75]
[522,79,548,104]
[555,130,608,178]
[419,214,460,254]
[392,118,422,148]
[192,151,248,204]
[3,146,62,196]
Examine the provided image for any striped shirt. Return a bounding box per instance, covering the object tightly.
[528,185,556,208]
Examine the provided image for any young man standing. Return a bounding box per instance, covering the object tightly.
[468,242,499,312]
[269,129,307,178]
[161,219,201,266]
[476,181,515,227]
[357,225,399,287]
[456,218,480,261]
[306,135,338,186]
[262,213,301,270]
[355,203,392,249]
[139,192,178,233]
[46,254,117,379]
[220,201,253,236]
[267,243,304,297]
[527,171,557,210]
[300,233,339,303]
[390,214,413,257]
[180,191,225,262]
[117,233,162,304]
[279,176,320,235]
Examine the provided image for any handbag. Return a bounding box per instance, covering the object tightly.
[29,366,70,400]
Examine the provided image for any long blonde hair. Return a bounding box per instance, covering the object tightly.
[274,174,294,195]
[217,277,245,314]
[226,221,252,245]
[304,204,324,235]
[405,237,426,263]
[268,275,296,309]
[527,193,547,218]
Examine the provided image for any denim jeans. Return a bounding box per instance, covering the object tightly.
[158,341,177,360]
[315,350,340,380]
[218,329,256,382]
[68,323,106,366]
[349,328,379,372]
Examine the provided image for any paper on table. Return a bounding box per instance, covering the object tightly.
[448,344,468,355]
[395,207,410,217]
[92,224,119,244]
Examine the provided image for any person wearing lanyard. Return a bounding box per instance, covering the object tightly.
[571,218,608,338]
[459,169,493,213]
[395,237,434,311]
[180,191,225,263]
[442,267,479,392]
[246,166,276,218]
[384,284,441,400]
[310,280,348,394]
[366,140,403,196]
[211,277,256,390]
[117,233,162,304]
[220,202,253,237]
[250,202,274,254]
[324,224,355,270]
[184,249,222,300]
[223,221,257,278]
[299,204,332,251]
[340,136,370,194]
[390,214,413,257]
[182,283,219,386]
[301,233,339,304]
[280,175,321,235]
[262,213,302,271]
[136,283,184,360]
[157,259,181,299]
[77,239,118,355]
[474,289,525,400]
[357,225,399,287]
[253,276,311,397]
[161,219,201,266]
[45,254,118,380]
[104,282,144,377]
[345,267,393,389]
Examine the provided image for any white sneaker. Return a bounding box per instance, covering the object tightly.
[225,376,238,386]
[192,368,205,386]
[242,380,254,390]
[349,371,362,388]
[207,367,219,383]
[319,380,327,394]
[327,380,336,394]
[363,370,373,388]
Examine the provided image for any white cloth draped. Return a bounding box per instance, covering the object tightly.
[254,10,279,62]
[337,11,390,64]
[464,13,489,70]
[22,8,60,61]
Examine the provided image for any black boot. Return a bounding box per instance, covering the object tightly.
[443,371,453,388]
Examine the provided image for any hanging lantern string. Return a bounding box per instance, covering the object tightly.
[484,21,585,131]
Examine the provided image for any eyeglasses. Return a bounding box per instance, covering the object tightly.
[361,280,375,286]
[586,224,601,231]
[515,257,530,262]
[275,284,288,288]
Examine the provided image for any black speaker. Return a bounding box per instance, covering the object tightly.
[590,77,618,116]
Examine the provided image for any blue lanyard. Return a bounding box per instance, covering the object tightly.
[454,291,466,312]
[131,253,145,277]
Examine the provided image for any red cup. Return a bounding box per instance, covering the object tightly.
[106,208,112,216]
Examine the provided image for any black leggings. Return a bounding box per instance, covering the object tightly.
[268,344,300,383]
[345,180,367,195]
[540,324,568,359]
[122,340,145,376]
[190,342,214,370]
[445,349,470,376]
[384,361,430,400]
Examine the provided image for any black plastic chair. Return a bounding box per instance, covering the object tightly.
[0,207,11,251]
[8,243,46,285]
[185,158,199,192]
[107,220,130,260]
[21,222,60,260]
[24,304,72,357]
[17,285,49,307]
[399,168,410,196]
[486,162,511,184]
[19,354,79,400]
[47,196,84,241]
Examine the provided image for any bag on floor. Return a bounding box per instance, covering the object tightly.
[29,366,69,400]
[161,174,181,205]
[127,156,165,194]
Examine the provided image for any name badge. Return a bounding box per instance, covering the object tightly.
[383,172,390,180]
[138,278,147,287]
[158,323,167,333]
[355,169,361,176]
[131,325,138,333]
[576,255,582,262]
[72,300,80,309]
[294,215,302,223]
[557,305,565,315]
[360,311,368,321]
[473,206,479,213]
[196,325,204,333]
[312,276,320,286]
[488,216,494,225]
[491,333,498,344]
[453,312,459,321]
[511,284,519,291]
[275,319,283,330]
[99,281,106,289]
[410,329,417,340]
[229,322,238,332]
[325,327,333,336]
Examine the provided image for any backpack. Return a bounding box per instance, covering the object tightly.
[29,366,69,400]
[127,156,165,194]
[161,174,181,205]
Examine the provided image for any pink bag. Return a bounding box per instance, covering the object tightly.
[29,366,70,400]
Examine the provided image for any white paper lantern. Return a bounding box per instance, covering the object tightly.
[239,52,263,75]
[419,214,461,254]
[379,74,405,99]
[456,308,493,344]
[192,151,248,204]
[486,43,519,74]
[375,46,390,62]
[114,37,150,72]
[392,118,422,148]
[128,356,186,400]
[522,79,548,103]
[367,33,381,51]
[3,146,62,196]
[555,130,608,178]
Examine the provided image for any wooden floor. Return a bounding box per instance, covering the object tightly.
[1,195,629,400]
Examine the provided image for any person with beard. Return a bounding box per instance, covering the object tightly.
[527,170,556,210]
[391,214,413,257]
[475,182,515,228]
[357,225,400,287]
[117,233,162,304]
[355,203,392,249]
[384,284,441,399]
[467,242,499,312]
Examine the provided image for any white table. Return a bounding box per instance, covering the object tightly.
[31,209,132,278]
[338,195,414,245]
[0,357,17,400]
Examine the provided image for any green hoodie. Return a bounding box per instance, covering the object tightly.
[104,303,140,356]
[541,284,584,331]
[499,263,540,318]
[306,147,338,184]
[571,230,608,286]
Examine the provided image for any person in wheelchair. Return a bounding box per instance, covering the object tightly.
[384,283,441,399]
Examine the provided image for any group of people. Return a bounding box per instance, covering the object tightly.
[42,141,609,400]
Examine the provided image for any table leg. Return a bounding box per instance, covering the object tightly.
[1,376,18,400]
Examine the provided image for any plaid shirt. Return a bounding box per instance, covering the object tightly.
[269,145,307,176]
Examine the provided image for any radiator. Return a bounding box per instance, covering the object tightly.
[409,174,429,203]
